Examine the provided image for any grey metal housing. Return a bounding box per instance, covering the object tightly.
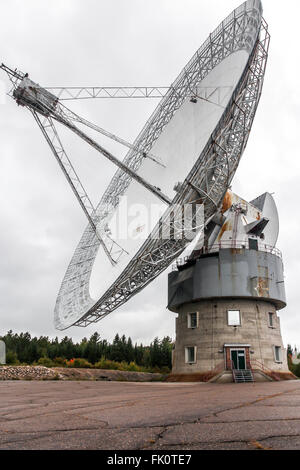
[168,248,286,311]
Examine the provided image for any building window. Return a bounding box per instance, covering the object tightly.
[274,346,282,362]
[249,238,258,250]
[185,346,196,364]
[227,310,241,326]
[268,312,275,328]
[187,312,198,329]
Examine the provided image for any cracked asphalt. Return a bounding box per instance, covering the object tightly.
[1,380,300,450]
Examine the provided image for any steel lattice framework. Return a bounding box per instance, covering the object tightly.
[0,0,270,330]
[53,0,269,329]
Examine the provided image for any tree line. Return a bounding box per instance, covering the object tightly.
[287,344,300,378]
[0,330,173,372]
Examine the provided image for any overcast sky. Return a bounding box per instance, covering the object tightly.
[0,0,299,349]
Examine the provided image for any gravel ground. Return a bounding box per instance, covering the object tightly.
[0,366,63,380]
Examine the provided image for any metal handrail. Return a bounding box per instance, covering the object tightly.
[228,359,239,383]
[200,361,225,382]
[205,240,282,259]
[227,359,237,371]
[250,359,281,381]
[212,361,226,374]
[173,240,282,270]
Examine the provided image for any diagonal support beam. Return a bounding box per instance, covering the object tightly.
[31,111,126,266]
[52,107,172,205]
[60,103,166,168]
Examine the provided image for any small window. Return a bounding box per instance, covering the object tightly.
[185,346,196,363]
[274,346,281,362]
[268,312,275,328]
[249,238,258,250]
[187,312,198,329]
[228,310,241,326]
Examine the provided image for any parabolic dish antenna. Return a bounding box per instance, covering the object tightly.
[1,0,270,330]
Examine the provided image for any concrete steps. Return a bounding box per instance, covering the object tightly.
[233,369,254,383]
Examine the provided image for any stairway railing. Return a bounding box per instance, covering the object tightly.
[250,359,281,381]
[227,359,254,383]
[201,361,225,381]
[228,360,237,382]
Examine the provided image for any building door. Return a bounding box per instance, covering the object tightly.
[231,349,246,370]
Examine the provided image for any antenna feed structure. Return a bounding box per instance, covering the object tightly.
[13,77,58,117]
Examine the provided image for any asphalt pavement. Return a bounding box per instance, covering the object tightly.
[1,379,300,450]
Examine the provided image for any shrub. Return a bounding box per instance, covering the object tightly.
[52,357,67,367]
[93,358,165,373]
[122,361,143,372]
[94,357,120,370]
[37,357,54,368]
[66,358,92,368]
[292,362,300,378]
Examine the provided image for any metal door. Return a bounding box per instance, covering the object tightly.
[231,349,246,370]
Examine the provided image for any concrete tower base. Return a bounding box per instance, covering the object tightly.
[171,298,290,380]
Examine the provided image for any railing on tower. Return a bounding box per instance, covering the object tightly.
[173,240,282,270]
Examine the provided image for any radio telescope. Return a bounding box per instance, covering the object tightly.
[1,0,270,330]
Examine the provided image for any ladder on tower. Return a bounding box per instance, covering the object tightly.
[232,369,254,383]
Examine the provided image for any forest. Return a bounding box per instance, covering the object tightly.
[0,330,173,373]
[1,331,299,377]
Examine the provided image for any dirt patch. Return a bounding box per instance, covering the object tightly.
[166,372,215,382]
[53,367,165,382]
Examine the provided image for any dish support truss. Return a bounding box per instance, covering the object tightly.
[53,0,269,329]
